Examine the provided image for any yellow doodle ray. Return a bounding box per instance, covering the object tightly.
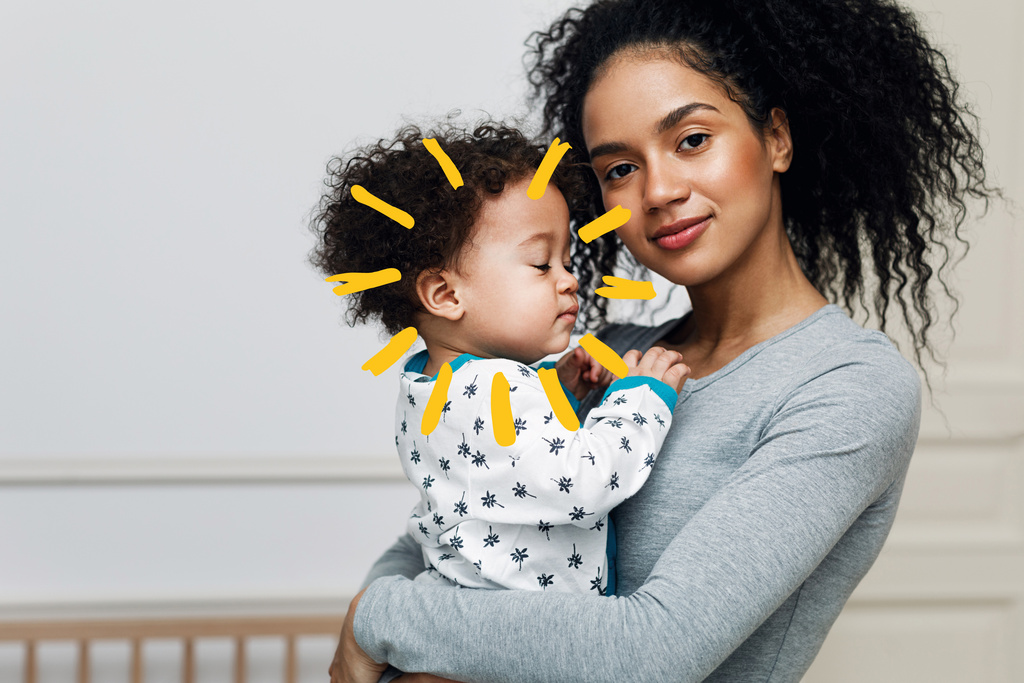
[595,275,657,301]
[421,362,453,435]
[326,268,401,296]
[423,138,464,190]
[578,205,631,243]
[537,367,580,431]
[578,333,629,379]
[351,185,415,229]
[527,138,571,200]
[490,372,516,447]
[362,327,418,376]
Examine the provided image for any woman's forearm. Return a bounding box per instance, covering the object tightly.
[360,533,425,589]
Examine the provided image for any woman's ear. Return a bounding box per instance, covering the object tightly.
[416,270,465,321]
[768,108,793,173]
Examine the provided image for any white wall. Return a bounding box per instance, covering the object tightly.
[0,0,579,611]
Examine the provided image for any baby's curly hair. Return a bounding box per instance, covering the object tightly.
[527,0,1001,371]
[310,122,588,336]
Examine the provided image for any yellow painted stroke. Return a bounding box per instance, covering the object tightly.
[527,138,572,200]
[578,205,631,243]
[325,268,401,296]
[423,138,464,190]
[578,333,629,379]
[490,372,516,447]
[351,185,415,229]
[595,275,657,301]
[361,327,418,376]
[421,362,453,436]
[537,367,580,432]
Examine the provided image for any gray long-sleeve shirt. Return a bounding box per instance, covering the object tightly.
[354,305,922,682]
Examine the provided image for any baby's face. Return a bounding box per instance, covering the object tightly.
[450,179,579,364]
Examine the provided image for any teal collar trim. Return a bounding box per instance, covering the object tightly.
[403,351,481,379]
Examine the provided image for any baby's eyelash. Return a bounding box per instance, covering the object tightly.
[533,264,551,272]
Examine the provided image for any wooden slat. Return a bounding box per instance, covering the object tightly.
[131,638,142,683]
[25,641,37,683]
[234,637,246,683]
[78,639,90,683]
[183,637,194,683]
[285,635,297,683]
[0,614,345,683]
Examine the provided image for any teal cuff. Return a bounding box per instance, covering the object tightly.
[600,376,678,412]
[535,361,581,411]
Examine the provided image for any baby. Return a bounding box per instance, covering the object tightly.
[311,122,688,595]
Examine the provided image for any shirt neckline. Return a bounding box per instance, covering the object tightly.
[403,350,481,379]
[645,304,843,393]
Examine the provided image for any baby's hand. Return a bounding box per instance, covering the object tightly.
[622,347,690,393]
[555,346,615,400]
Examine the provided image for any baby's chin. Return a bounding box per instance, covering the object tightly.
[522,340,573,366]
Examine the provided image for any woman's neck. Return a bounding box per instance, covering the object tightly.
[662,232,828,378]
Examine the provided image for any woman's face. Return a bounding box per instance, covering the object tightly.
[581,55,792,288]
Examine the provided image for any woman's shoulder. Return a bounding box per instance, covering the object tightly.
[768,308,923,444]
[782,306,920,389]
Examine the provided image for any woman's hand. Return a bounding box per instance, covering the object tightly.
[329,589,387,683]
[623,347,690,393]
[555,346,615,399]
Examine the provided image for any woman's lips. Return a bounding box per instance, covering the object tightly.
[652,216,711,250]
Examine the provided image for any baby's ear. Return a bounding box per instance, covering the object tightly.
[416,270,464,321]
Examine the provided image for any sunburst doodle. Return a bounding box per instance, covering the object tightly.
[328,138,659,441]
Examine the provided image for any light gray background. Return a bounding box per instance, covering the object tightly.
[2,1,1021,681]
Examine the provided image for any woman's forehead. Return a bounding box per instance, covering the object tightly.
[582,57,733,143]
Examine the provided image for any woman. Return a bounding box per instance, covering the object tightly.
[332,0,997,681]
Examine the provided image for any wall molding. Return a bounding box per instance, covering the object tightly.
[0,455,405,485]
[2,382,1019,485]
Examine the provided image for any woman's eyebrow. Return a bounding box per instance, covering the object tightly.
[655,102,720,134]
[588,141,629,162]
[588,103,721,162]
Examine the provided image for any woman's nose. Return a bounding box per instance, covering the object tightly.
[642,157,691,213]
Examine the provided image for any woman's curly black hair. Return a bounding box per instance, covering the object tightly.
[526,0,1000,370]
[310,122,588,336]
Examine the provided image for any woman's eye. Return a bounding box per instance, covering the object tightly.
[679,133,709,150]
[604,163,636,181]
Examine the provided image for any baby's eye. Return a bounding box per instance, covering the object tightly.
[563,263,573,274]
[679,133,709,150]
[533,264,552,272]
[604,163,637,181]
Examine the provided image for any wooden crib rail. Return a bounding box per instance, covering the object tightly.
[0,614,343,683]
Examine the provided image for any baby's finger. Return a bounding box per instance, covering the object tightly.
[622,349,643,371]
[663,362,691,393]
[635,346,667,373]
[651,349,684,376]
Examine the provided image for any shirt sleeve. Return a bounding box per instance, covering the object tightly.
[353,347,921,683]
[358,533,425,589]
